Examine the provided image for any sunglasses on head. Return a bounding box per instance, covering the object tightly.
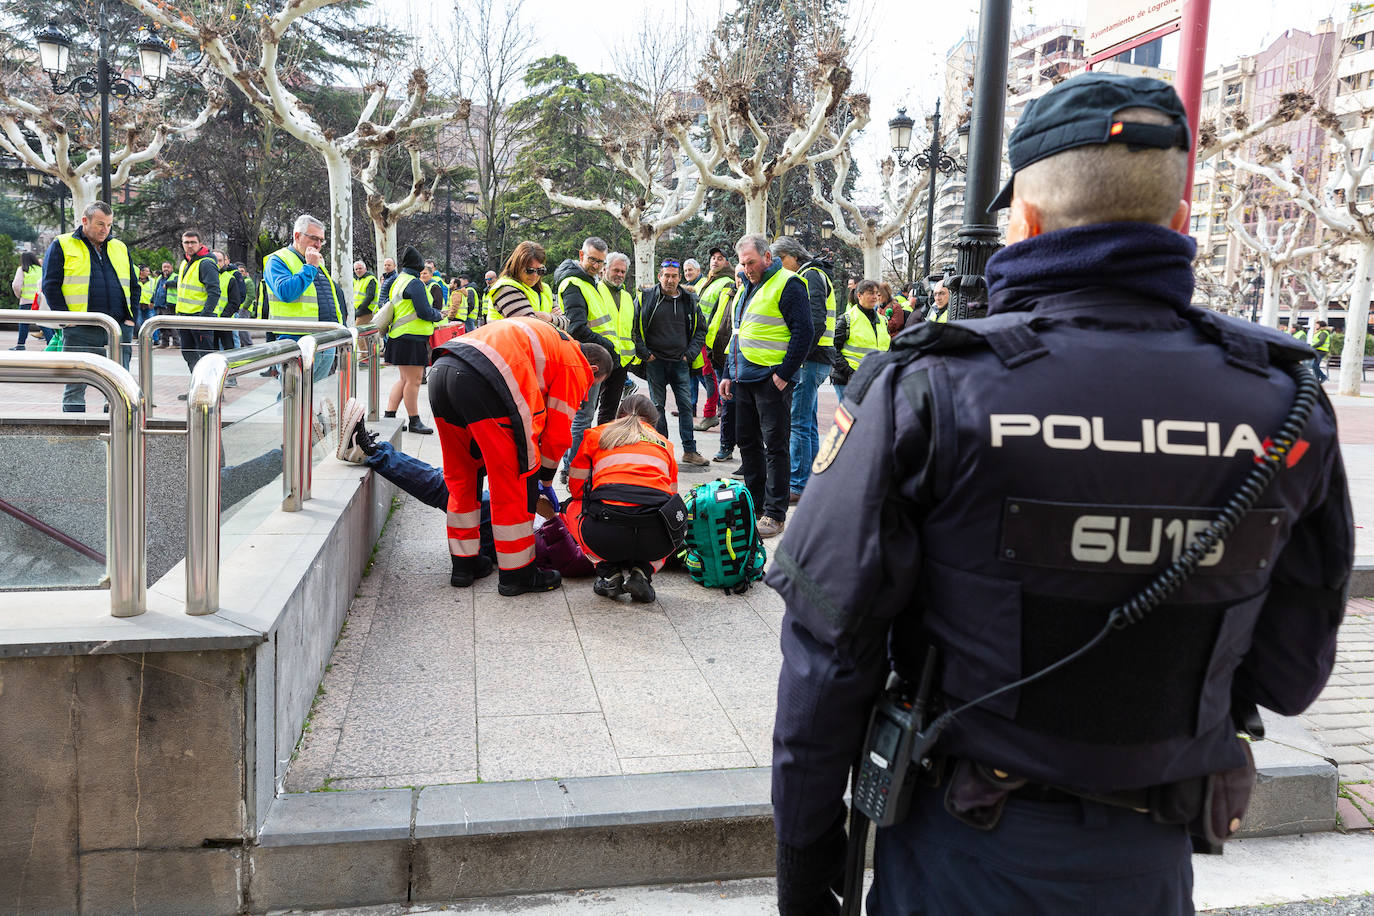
[660,259,681,269]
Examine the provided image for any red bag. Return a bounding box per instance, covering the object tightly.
[534,487,594,577]
[429,323,463,351]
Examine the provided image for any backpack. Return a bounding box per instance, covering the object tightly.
[679,479,766,594]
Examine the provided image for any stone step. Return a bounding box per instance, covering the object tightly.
[247,715,1337,912]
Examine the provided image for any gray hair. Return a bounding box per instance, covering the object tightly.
[293,213,324,235]
[735,233,770,258]
[606,251,630,269]
[83,201,113,219]
[683,258,701,271]
[1012,107,1188,231]
[582,237,609,254]
[770,236,811,263]
[353,260,366,271]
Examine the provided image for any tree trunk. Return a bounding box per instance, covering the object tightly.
[1260,263,1281,328]
[322,149,354,309]
[69,179,98,221]
[1318,298,1329,324]
[372,220,397,269]
[742,190,768,237]
[861,244,882,280]
[1338,240,1374,397]
[632,236,656,292]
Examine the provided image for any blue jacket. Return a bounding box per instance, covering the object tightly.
[264,247,338,323]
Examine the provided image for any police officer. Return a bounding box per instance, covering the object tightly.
[768,72,1353,916]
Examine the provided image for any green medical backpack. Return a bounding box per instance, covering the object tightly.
[679,479,767,594]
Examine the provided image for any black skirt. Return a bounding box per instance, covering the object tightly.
[384,333,430,367]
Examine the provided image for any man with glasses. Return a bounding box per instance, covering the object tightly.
[262,214,345,382]
[632,258,710,466]
[174,229,222,383]
[555,238,620,480]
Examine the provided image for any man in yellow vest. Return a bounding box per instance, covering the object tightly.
[770,237,836,503]
[455,276,480,332]
[40,200,139,411]
[1312,320,1332,383]
[353,260,378,326]
[927,281,951,323]
[262,213,345,382]
[136,265,154,330]
[174,229,222,384]
[698,247,738,455]
[717,233,812,539]
[601,252,639,422]
[480,270,498,325]
[555,237,620,480]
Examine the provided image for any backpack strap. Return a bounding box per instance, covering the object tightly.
[847,312,1048,405]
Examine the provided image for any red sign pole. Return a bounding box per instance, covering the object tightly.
[1177,0,1213,223]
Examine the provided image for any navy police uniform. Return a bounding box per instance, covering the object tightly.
[768,73,1353,916]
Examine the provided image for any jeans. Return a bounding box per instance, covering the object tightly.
[596,364,629,425]
[788,360,830,494]
[645,358,696,453]
[465,318,478,333]
[565,378,603,472]
[15,321,54,347]
[1313,355,1328,383]
[833,382,846,404]
[365,441,448,509]
[61,323,133,412]
[735,376,792,520]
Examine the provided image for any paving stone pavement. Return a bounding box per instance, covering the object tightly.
[261,357,1374,801]
[284,379,834,791]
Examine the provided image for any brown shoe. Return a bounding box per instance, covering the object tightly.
[789,491,801,505]
[680,450,710,466]
[757,516,785,538]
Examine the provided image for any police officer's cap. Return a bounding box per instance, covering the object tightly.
[988,72,1190,212]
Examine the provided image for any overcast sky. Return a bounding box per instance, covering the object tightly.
[392,0,1348,195]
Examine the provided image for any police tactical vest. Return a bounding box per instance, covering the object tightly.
[840,305,890,370]
[56,234,135,314]
[387,271,436,338]
[845,303,1327,793]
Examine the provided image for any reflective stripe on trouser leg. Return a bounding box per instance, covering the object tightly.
[465,415,537,570]
[435,415,483,558]
[564,502,606,565]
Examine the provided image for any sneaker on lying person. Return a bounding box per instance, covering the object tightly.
[335,397,379,464]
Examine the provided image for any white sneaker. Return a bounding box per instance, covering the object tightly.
[336,397,370,463]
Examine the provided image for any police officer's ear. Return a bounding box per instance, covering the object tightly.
[1006,197,1043,244]
[1168,199,1189,233]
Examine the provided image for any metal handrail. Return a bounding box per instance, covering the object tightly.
[137,316,346,408]
[0,495,105,563]
[184,328,353,614]
[0,310,123,362]
[0,351,145,617]
[356,323,384,420]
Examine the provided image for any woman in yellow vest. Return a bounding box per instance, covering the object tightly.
[9,251,50,349]
[486,241,564,327]
[382,246,443,434]
[830,279,891,403]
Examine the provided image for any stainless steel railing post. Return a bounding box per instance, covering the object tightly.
[185,353,226,615]
[281,351,306,512]
[357,325,383,421]
[0,351,145,616]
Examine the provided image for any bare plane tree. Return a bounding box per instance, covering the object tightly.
[809,139,926,280]
[124,0,469,298]
[1223,191,1316,327]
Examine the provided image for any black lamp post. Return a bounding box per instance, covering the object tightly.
[36,5,171,206]
[890,99,969,280]
[949,0,1012,320]
[1243,264,1263,323]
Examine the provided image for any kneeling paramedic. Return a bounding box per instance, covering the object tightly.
[768,72,1353,916]
[429,317,612,596]
[565,393,687,604]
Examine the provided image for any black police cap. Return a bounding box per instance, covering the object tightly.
[988,71,1190,212]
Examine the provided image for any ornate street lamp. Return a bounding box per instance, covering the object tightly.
[462,192,479,217]
[783,217,798,237]
[36,7,172,204]
[821,219,834,240]
[893,99,967,278]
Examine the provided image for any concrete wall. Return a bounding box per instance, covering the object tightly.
[0,422,400,915]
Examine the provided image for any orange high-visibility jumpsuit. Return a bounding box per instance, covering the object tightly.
[566,419,679,572]
[430,317,595,571]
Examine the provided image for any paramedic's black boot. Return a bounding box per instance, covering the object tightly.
[498,563,561,597]
[451,554,494,588]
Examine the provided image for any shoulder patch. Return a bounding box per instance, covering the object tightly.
[812,404,854,474]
